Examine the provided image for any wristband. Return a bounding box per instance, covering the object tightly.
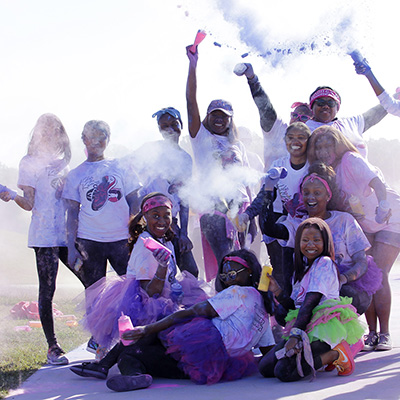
[289,327,304,338]
[153,274,165,282]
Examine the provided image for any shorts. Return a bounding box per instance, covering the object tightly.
[366,230,400,249]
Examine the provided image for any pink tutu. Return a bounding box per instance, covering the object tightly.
[338,255,382,296]
[159,317,257,385]
[83,272,214,348]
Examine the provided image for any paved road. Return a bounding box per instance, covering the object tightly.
[6,267,400,400]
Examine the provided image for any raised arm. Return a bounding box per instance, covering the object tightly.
[186,46,201,138]
[234,63,277,132]
[353,60,388,132]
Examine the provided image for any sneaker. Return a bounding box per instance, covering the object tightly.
[362,331,378,352]
[86,337,99,354]
[47,345,69,365]
[106,374,153,392]
[70,362,109,379]
[375,333,392,351]
[332,341,355,376]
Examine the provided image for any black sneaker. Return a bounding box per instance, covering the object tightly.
[106,374,153,392]
[70,362,109,379]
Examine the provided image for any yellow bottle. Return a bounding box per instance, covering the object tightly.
[258,264,273,292]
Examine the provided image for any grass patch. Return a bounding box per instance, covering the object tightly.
[0,286,88,399]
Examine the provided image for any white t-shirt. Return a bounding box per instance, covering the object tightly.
[18,155,69,248]
[62,158,141,242]
[270,155,308,216]
[378,90,400,117]
[190,124,251,206]
[279,211,370,268]
[127,231,177,285]
[307,116,367,158]
[262,117,288,171]
[291,256,339,308]
[131,140,193,218]
[208,285,275,357]
[335,152,400,234]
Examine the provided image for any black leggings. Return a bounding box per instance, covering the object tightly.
[100,335,187,379]
[258,339,330,382]
[34,247,84,348]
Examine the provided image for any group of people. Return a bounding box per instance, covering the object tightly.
[1,45,399,392]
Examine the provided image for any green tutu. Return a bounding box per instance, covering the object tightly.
[283,297,365,348]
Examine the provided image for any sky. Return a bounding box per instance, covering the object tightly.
[0,0,400,169]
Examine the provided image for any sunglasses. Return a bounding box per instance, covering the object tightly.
[314,99,337,108]
[290,112,312,122]
[219,267,247,282]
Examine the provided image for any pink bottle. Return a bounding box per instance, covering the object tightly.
[141,236,172,256]
[190,29,206,54]
[118,312,134,346]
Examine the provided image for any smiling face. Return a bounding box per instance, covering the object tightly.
[219,260,251,287]
[144,205,172,238]
[158,113,181,143]
[300,227,324,264]
[284,127,309,162]
[312,96,338,123]
[314,135,337,166]
[301,179,331,218]
[206,110,231,136]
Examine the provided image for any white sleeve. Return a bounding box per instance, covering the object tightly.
[378,90,400,117]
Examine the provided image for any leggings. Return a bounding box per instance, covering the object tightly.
[34,246,84,348]
[258,339,330,382]
[100,335,186,379]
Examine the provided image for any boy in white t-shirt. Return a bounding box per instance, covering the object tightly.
[63,120,141,288]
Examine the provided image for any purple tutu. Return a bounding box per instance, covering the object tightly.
[338,255,382,296]
[82,272,215,348]
[159,317,257,385]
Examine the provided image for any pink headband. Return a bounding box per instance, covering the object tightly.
[309,89,341,110]
[223,256,250,269]
[302,173,332,201]
[291,102,310,110]
[142,195,173,213]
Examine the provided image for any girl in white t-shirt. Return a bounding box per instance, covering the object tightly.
[81,193,212,349]
[259,218,364,381]
[185,44,254,282]
[0,113,83,365]
[71,249,275,392]
[308,125,400,351]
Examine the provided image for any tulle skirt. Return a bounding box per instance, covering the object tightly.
[159,317,258,385]
[338,255,382,296]
[283,297,365,348]
[82,271,214,348]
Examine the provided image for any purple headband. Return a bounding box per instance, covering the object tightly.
[223,256,250,269]
[142,195,173,214]
[302,173,332,201]
[310,89,341,110]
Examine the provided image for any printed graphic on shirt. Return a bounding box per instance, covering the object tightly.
[252,302,268,333]
[84,175,122,211]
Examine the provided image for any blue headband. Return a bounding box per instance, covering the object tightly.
[152,107,183,129]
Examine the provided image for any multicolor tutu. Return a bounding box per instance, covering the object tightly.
[338,255,382,296]
[283,297,365,348]
[159,317,257,385]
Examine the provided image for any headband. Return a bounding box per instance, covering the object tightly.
[222,256,250,269]
[152,107,183,129]
[302,173,332,201]
[142,195,173,214]
[291,102,310,110]
[309,89,341,110]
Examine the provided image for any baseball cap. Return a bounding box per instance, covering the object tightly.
[206,99,233,116]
